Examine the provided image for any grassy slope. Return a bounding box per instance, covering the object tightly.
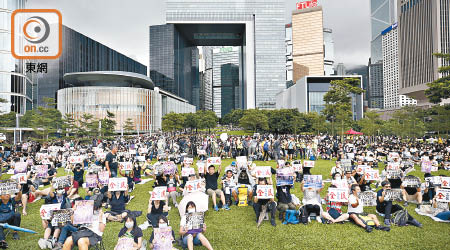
[2,159,450,250]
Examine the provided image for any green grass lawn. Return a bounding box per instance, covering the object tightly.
[2,159,450,250]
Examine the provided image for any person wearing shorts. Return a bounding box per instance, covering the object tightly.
[323,185,349,223]
[205,165,229,211]
[179,202,213,250]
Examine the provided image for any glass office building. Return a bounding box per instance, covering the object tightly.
[35,25,147,108]
[157,0,285,109]
[0,0,33,115]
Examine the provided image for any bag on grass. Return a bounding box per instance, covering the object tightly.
[358,215,376,226]
[299,206,308,224]
[391,209,409,226]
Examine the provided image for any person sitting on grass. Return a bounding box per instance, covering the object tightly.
[147,197,169,228]
[401,175,423,206]
[105,190,130,222]
[376,180,422,227]
[115,215,143,250]
[222,170,238,206]
[204,165,230,211]
[62,200,105,250]
[348,184,390,233]
[149,216,175,249]
[253,178,277,227]
[179,202,213,250]
[166,172,180,208]
[0,190,22,249]
[276,182,296,221]
[300,179,323,223]
[323,184,349,224]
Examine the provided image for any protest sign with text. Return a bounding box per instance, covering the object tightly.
[328,188,349,202]
[40,203,61,220]
[73,200,94,224]
[151,186,167,200]
[256,185,274,199]
[108,177,128,191]
[206,157,221,166]
[303,160,315,168]
[304,175,322,188]
[181,167,196,177]
[276,167,294,186]
[254,166,271,178]
[436,189,450,202]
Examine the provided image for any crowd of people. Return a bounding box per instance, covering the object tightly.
[0,133,449,249]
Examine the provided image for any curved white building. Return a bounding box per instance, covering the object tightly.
[57,71,195,132]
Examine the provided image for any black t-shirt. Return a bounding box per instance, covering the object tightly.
[389,178,402,189]
[276,186,292,204]
[404,187,418,195]
[205,172,219,190]
[105,152,118,172]
[376,189,386,211]
[110,193,129,213]
[150,201,165,215]
[118,227,143,244]
[238,172,250,185]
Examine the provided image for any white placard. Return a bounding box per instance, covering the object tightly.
[196,162,205,174]
[119,162,133,171]
[108,177,128,191]
[328,188,349,202]
[331,179,348,189]
[184,180,203,193]
[441,177,450,189]
[14,162,27,174]
[206,157,221,166]
[436,189,450,202]
[236,156,247,168]
[293,163,303,172]
[181,167,196,177]
[150,186,167,200]
[256,185,274,199]
[183,157,194,165]
[16,173,27,184]
[364,169,379,181]
[254,166,271,178]
[40,203,61,220]
[303,160,315,168]
[136,156,146,162]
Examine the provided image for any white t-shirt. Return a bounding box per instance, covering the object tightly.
[348,194,363,214]
[88,211,106,237]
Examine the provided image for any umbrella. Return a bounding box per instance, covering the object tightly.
[178,192,209,217]
[344,129,363,135]
[0,223,37,234]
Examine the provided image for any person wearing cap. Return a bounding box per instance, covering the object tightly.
[0,189,22,249]
[205,165,229,211]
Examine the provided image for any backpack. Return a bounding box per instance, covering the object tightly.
[263,142,269,151]
[299,206,308,224]
[391,209,409,226]
[358,215,376,226]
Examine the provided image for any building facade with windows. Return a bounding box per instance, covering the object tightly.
[57,71,195,132]
[0,0,33,115]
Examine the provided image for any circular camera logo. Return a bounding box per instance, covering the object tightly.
[23,16,50,44]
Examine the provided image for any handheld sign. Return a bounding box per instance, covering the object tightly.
[68,155,84,164]
[16,173,27,184]
[256,185,274,199]
[206,157,221,166]
[85,174,98,188]
[96,152,106,160]
[183,157,194,165]
[360,191,377,206]
[184,180,203,193]
[53,176,72,189]
[254,166,271,178]
[293,163,302,172]
[115,237,135,250]
[196,162,205,174]
[73,200,94,225]
[276,168,294,186]
[421,160,432,173]
[181,167,195,177]
[441,177,450,189]
[163,162,177,175]
[14,162,27,174]
[435,189,450,202]
[236,156,247,168]
[328,188,348,202]
[51,209,73,226]
[108,178,128,191]
[277,160,285,167]
[304,175,322,189]
[356,165,370,174]
[386,162,400,171]
[364,169,380,181]
[0,180,19,195]
[197,149,206,155]
[185,212,204,234]
[402,176,421,188]
[40,203,61,220]
[136,156,146,162]
[119,162,133,171]
[332,179,348,189]
[303,160,315,168]
[129,149,137,156]
[138,147,148,154]
[384,189,403,201]
[150,186,167,200]
[153,227,174,250]
[386,169,402,179]
[36,165,48,178]
[98,171,109,185]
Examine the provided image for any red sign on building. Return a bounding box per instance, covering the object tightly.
[296,0,318,10]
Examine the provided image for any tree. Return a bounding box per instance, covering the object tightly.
[221,109,245,126]
[123,118,135,134]
[291,114,305,135]
[305,112,327,135]
[426,105,450,137]
[184,112,199,131]
[425,53,450,104]
[239,109,268,132]
[61,113,78,137]
[358,111,383,142]
[383,106,426,138]
[77,113,97,139]
[322,78,364,139]
[197,110,218,133]
[31,97,62,140]
[0,112,16,127]
[100,111,116,136]
[162,112,185,132]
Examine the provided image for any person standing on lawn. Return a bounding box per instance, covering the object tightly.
[205,165,230,211]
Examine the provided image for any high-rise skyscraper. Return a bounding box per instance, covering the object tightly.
[382,23,416,109]
[323,28,335,76]
[199,47,213,111]
[34,25,147,108]
[212,47,241,118]
[161,0,286,109]
[291,6,324,83]
[369,0,398,109]
[0,0,33,115]
[398,0,450,106]
[285,24,293,87]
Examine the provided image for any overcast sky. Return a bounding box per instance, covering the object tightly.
[27,0,370,69]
